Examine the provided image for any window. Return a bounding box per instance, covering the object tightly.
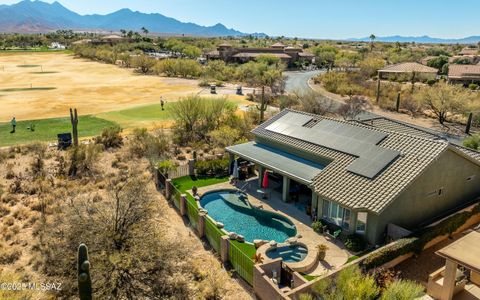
[356,212,367,234]
[322,200,351,229]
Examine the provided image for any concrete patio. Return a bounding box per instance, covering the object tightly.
[196,178,351,276]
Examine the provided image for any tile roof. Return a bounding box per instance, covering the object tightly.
[232,52,292,59]
[379,62,438,74]
[252,109,464,214]
[448,64,480,79]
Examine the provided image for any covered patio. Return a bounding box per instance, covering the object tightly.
[226,141,326,220]
[427,231,480,300]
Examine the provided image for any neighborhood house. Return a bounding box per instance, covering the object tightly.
[227,109,480,245]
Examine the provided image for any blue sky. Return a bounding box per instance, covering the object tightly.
[2,0,480,39]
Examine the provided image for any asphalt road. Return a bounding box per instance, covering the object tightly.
[284,70,324,93]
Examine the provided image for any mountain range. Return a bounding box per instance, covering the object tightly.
[348,35,480,44]
[0,0,256,36]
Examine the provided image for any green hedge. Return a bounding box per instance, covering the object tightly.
[195,158,229,176]
[363,203,480,270]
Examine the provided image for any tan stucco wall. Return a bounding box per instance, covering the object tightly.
[368,149,480,244]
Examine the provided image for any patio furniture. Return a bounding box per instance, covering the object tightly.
[257,189,267,199]
[328,229,342,240]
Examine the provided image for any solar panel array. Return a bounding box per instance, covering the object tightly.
[265,112,400,179]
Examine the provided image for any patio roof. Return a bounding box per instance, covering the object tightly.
[226,141,325,184]
[436,231,480,273]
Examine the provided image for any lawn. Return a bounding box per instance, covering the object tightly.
[172,175,229,193]
[98,98,245,129]
[0,115,117,147]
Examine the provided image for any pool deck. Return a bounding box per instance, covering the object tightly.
[196,179,351,276]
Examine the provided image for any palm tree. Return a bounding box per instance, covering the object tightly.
[369,34,376,52]
[141,27,149,37]
[120,29,126,37]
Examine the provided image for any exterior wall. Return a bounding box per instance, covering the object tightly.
[367,149,480,244]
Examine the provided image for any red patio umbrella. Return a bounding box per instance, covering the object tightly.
[262,170,269,189]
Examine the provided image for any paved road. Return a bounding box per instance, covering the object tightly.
[284,70,324,93]
[283,70,464,144]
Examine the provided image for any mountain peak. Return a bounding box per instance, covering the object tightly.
[0,0,253,36]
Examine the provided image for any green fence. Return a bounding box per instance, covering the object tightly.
[171,186,181,210]
[229,240,254,285]
[186,197,199,229]
[205,216,224,253]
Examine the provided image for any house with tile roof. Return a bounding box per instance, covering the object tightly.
[378,62,438,82]
[205,42,314,67]
[448,64,480,85]
[226,109,480,245]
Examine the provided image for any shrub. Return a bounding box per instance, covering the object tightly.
[195,158,229,176]
[95,126,123,148]
[0,245,21,264]
[311,221,323,233]
[317,244,328,261]
[362,238,418,270]
[344,234,367,252]
[128,128,170,161]
[157,160,177,175]
[68,144,102,177]
[426,79,437,86]
[380,280,424,300]
[468,83,479,90]
[464,134,480,151]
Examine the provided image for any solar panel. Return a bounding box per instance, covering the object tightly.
[265,112,400,179]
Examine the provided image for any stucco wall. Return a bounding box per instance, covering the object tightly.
[368,149,480,244]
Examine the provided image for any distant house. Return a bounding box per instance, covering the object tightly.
[448,64,480,85]
[459,48,479,56]
[72,39,92,45]
[378,62,438,81]
[206,42,314,67]
[226,109,480,245]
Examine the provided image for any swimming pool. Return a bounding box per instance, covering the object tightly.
[200,189,296,243]
[266,244,309,263]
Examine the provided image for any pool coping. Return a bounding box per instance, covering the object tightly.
[257,241,318,274]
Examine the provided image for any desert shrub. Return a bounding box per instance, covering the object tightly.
[39,172,193,299]
[344,234,367,252]
[0,203,10,218]
[12,206,30,221]
[95,126,123,149]
[426,79,437,86]
[5,163,15,179]
[68,144,102,177]
[0,245,21,264]
[312,265,379,300]
[127,128,170,161]
[317,72,349,93]
[380,280,424,300]
[195,158,229,176]
[0,150,7,164]
[464,134,480,151]
[155,58,203,78]
[469,83,479,90]
[132,54,156,74]
[157,160,177,175]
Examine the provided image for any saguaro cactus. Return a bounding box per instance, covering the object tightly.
[257,86,267,123]
[70,108,79,147]
[77,243,92,300]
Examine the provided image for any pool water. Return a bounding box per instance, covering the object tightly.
[200,189,296,243]
[266,245,308,263]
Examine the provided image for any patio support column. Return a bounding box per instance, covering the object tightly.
[441,259,458,300]
[258,165,265,187]
[228,153,234,174]
[282,176,290,202]
[165,179,172,200]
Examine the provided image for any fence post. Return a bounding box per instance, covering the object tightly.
[180,194,187,216]
[197,212,206,237]
[466,112,473,134]
[220,236,230,263]
[165,179,172,200]
[188,159,195,176]
[154,167,160,189]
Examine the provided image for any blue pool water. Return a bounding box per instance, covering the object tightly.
[200,189,296,243]
[266,244,308,263]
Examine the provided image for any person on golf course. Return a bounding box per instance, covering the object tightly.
[10,117,16,133]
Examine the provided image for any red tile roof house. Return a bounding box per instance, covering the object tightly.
[226,109,480,245]
[448,64,480,85]
[378,62,438,82]
[206,43,314,67]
